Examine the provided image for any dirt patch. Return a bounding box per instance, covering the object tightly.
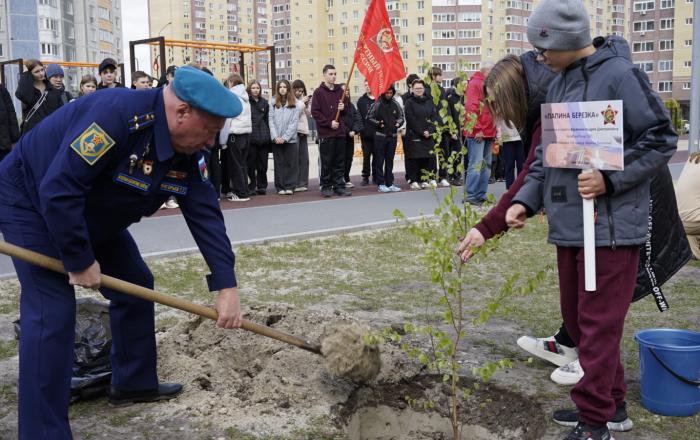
[336,375,546,440]
[153,303,422,437]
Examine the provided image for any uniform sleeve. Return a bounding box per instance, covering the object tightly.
[178,158,237,291]
[604,68,678,195]
[38,99,128,272]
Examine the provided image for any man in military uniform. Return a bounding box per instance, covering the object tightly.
[0,66,243,439]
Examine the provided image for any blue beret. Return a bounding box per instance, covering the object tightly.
[171,66,242,118]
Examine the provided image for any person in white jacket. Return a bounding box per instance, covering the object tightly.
[219,73,252,202]
[292,79,311,191]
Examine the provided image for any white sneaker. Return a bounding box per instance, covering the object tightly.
[551,359,584,386]
[228,194,250,202]
[516,335,578,367]
[420,182,429,189]
[389,184,402,192]
[429,180,438,188]
[165,199,179,209]
[159,203,167,210]
[284,189,293,195]
[410,182,421,190]
[278,190,286,195]
[225,192,234,199]
[439,178,450,187]
[294,186,308,192]
[345,181,354,188]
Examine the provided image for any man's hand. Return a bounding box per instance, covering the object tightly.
[303,95,310,105]
[215,287,242,329]
[475,132,484,143]
[331,120,340,130]
[349,131,356,137]
[68,261,101,290]
[275,137,285,144]
[578,170,606,200]
[423,130,430,138]
[338,101,345,111]
[505,204,527,229]
[458,228,486,263]
[452,134,458,140]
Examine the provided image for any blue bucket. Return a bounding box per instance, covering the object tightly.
[635,328,700,417]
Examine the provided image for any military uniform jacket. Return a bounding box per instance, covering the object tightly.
[3,87,236,291]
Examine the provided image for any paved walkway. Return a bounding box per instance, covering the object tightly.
[0,150,689,277]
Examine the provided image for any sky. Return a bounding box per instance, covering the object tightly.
[120,0,151,83]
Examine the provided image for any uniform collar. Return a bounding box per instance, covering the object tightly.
[154,88,175,162]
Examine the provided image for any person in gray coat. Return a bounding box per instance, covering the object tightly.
[269,80,300,194]
[505,2,677,439]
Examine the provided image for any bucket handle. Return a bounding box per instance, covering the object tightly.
[648,347,700,387]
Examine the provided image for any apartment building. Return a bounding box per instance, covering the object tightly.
[629,0,694,114]
[148,0,271,88]
[0,0,123,91]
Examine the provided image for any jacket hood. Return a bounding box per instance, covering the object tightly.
[231,84,249,102]
[568,35,632,72]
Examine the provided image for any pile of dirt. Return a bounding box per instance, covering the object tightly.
[155,303,420,437]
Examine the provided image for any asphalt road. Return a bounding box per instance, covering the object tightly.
[0,160,688,278]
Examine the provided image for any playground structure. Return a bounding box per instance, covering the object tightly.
[128,37,276,91]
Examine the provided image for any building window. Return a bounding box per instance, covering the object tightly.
[660,18,674,30]
[417,17,425,26]
[417,0,424,9]
[658,60,673,71]
[633,41,654,52]
[658,81,672,92]
[633,20,654,32]
[683,82,691,90]
[684,60,692,68]
[40,42,60,56]
[660,40,674,50]
[633,1,655,12]
[686,18,693,25]
[660,0,675,8]
[635,61,654,72]
[685,39,693,46]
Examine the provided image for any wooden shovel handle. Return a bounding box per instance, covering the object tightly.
[0,240,322,355]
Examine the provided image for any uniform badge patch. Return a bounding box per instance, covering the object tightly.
[70,123,116,165]
[198,157,209,181]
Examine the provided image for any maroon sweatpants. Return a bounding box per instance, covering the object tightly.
[556,245,639,426]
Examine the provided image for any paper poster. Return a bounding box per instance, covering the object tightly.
[541,100,624,171]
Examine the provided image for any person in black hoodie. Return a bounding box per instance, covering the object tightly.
[356,80,376,186]
[0,83,20,162]
[446,77,464,185]
[247,80,272,195]
[367,85,404,192]
[404,79,439,189]
[46,64,73,104]
[427,67,452,187]
[96,58,124,89]
[341,86,363,187]
[15,59,64,134]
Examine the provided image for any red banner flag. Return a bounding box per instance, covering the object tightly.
[354,0,406,98]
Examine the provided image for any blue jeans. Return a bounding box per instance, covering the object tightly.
[464,137,493,202]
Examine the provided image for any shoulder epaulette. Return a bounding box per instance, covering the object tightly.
[128,112,156,133]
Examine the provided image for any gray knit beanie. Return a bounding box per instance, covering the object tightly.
[527,0,592,51]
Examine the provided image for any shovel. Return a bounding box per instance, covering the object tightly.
[0,240,322,355]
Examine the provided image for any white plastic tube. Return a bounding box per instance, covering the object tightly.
[582,170,596,292]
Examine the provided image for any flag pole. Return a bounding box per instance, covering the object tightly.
[335,59,357,122]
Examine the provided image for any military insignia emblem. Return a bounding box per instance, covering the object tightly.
[70,123,115,165]
[374,28,395,53]
[601,104,618,125]
[198,156,209,181]
[142,160,153,176]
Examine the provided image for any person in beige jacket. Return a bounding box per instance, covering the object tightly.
[675,153,700,259]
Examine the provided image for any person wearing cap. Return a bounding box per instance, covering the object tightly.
[505,1,677,439]
[97,57,124,89]
[0,66,244,439]
[15,59,64,133]
[46,63,73,104]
